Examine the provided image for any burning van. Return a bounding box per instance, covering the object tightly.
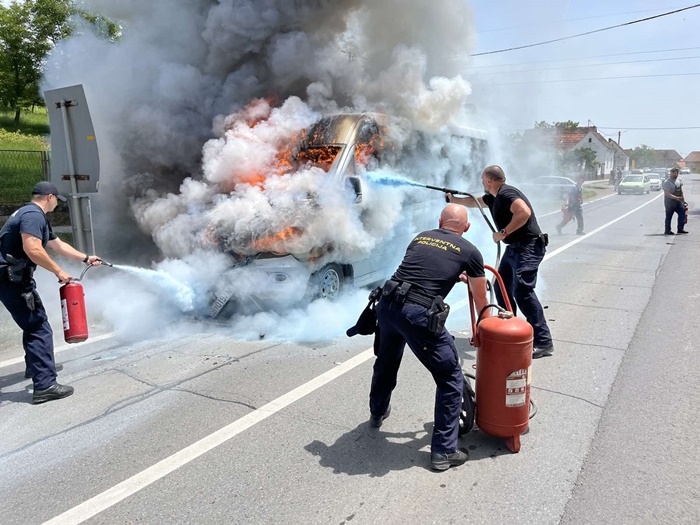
[209,113,488,318]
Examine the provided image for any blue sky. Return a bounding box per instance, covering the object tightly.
[464,0,700,156]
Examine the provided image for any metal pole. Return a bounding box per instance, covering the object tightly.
[59,99,86,253]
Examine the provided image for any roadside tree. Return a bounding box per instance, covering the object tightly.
[0,0,119,126]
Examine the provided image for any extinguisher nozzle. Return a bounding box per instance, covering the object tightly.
[98,259,114,267]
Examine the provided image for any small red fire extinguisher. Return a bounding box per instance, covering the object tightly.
[59,259,112,344]
[60,281,88,343]
[467,265,534,453]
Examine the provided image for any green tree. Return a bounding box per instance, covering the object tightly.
[560,147,597,174]
[628,144,656,169]
[0,0,119,126]
[534,120,580,129]
[553,120,579,129]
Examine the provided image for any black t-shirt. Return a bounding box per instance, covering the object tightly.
[392,228,485,298]
[0,203,56,268]
[482,184,542,244]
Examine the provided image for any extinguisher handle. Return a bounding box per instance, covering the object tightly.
[483,265,514,313]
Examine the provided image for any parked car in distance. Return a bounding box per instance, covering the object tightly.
[618,174,651,195]
[680,167,691,175]
[631,169,644,174]
[647,173,662,191]
[521,175,576,201]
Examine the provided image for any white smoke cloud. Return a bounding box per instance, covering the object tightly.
[39,0,485,338]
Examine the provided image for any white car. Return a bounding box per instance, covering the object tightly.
[647,173,662,191]
[680,167,691,175]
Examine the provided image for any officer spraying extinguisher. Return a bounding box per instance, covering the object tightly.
[0,181,107,404]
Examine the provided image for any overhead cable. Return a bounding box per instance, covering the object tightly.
[471,71,700,86]
[472,4,700,56]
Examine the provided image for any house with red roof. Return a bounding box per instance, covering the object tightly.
[682,151,700,173]
[519,126,616,177]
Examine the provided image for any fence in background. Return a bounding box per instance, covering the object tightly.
[0,150,50,203]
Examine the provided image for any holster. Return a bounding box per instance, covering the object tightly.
[21,289,41,311]
[5,254,30,284]
[427,295,450,335]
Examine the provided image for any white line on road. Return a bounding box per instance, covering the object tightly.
[0,332,115,370]
[42,191,664,525]
[42,348,375,525]
[449,193,663,313]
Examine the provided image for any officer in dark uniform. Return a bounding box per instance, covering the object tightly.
[369,204,490,471]
[448,165,554,359]
[0,182,103,404]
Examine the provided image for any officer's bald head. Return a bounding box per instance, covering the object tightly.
[439,204,470,234]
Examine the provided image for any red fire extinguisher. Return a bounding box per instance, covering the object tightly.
[468,265,533,453]
[58,259,112,344]
[60,281,88,343]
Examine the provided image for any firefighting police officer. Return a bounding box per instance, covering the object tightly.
[0,182,102,404]
[369,204,490,471]
[448,165,554,359]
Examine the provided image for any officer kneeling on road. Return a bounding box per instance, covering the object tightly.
[368,204,490,471]
[0,182,103,404]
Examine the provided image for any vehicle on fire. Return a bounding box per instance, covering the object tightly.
[210,113,489,318]
[617,174,651,195]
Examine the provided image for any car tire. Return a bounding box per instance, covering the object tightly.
[309,263,344,300]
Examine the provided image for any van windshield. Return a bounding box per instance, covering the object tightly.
[294,145,342,172]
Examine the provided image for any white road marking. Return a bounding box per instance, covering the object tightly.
[543,193,663,261]
[42,348,375,525]
[0,332,115,370]
[538,191,616,218]
[41,191,664,525]
[450,193,663,313]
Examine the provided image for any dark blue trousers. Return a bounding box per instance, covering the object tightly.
[369,298,463,455]
[665,200,686,233]
[0,278,57,390]
[495,239,553,348]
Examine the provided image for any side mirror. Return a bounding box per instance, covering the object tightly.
[345,176,362,204]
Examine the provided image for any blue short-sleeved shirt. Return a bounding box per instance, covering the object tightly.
[0,203,56,268]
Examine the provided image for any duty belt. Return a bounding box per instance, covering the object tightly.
[382,279,435,308]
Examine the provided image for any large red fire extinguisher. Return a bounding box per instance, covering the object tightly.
[60,280,88,343]
[468,265,533,453]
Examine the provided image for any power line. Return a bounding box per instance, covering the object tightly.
[471,71,700,86]
[466,55,700,75]
[472,4,700,57]
[463,47,700,68]
[479,5,688,34]
[598,126,700,130]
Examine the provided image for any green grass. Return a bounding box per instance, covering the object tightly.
[0,108,51,138]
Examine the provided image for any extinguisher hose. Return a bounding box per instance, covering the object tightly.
[77,259,114,281]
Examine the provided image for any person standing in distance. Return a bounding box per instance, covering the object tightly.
[663,168,688,235]
[448,165,554,359]
[369,204,490,471]
[556,174,586,235]
[0,182,103,403]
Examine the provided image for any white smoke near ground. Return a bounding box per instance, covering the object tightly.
[38,0,485,341]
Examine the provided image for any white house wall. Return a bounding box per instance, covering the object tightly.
[574,132,615,176]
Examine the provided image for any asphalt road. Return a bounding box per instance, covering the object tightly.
[1,177,698,525]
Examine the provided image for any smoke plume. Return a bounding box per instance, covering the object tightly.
[40,0,485,339]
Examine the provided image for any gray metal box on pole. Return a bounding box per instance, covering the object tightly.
[44,85,100,255]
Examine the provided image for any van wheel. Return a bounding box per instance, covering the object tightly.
[310,263,344,300]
